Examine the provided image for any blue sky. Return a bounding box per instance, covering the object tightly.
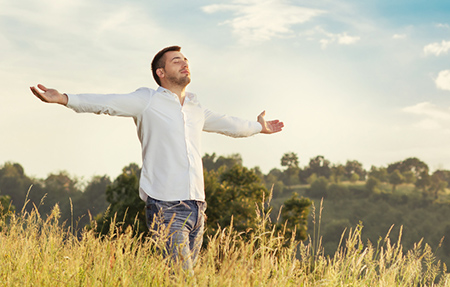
[1,0,449,180]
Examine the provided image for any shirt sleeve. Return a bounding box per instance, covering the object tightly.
[203,108,262,138]
[66,87,152,117]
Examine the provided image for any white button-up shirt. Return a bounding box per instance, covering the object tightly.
[67,87,262,202]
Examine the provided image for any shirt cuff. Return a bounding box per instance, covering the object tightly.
[65,93,79,109]
[254,121,263,134]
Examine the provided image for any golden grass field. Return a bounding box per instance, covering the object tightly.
[1,200,449,286]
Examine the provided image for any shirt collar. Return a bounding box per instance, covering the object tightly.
[156,86,198,103]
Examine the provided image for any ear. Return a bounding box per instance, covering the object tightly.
[156,68,164,79]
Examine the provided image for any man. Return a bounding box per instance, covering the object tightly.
[30,46,284,271]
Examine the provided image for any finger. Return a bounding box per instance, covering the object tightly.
[259,110,266,118]
[37,84,47,91]
[30,86,46,102]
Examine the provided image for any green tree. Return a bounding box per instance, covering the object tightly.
[349,173,360,183]
[429,172,448,199]
[38,171,82,222]
[0,162,33,208]
[307,155,331,179]
[388,158,430,191]
[202,153,242,172]
[416,171,431,194]
[328,183,350,199]
[345,160,366,181]
[403,171,416,184]
[278,192,311,241]
[204,165,268,237]
[368,166,389,182]
[365,176,381,193]
[307,176,328,198]
[73,175,111,228]
[432,170,450,187]
[280,152,300,186]
[0,194,15,217]
[387,157,429,178]
[264,168,285,197]
[95,163,145,236]
[331,164,346,183]
[389,169,404,192]
[281,152,299,169]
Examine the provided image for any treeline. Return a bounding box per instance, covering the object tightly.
[0,157,312,243]
[0,162,111,229]
[260,152,450,266]
[1,153,450,245]
[263,152,450,200]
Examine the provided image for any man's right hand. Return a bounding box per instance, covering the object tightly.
[30,84,68,105]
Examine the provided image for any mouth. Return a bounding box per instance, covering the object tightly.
[181,69,190,75]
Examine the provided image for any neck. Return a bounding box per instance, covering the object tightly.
[162,84,187,105]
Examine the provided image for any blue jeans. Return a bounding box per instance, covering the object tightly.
[145,196,207,270]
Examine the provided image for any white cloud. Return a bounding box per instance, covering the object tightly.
[202,0,324,44]
[403,102,450,131]
[337,32,360,45]
[415,118,441,130]
[436,70,450,91]
[424,40,450,56]
[436,23,450,29]
[392,34,406,39]
[314,27,360,49]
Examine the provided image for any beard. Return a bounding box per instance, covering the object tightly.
[166,74,191,87]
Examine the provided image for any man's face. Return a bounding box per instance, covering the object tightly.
[160,51,191,87]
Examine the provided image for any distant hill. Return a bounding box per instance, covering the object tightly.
[270,182,450,267]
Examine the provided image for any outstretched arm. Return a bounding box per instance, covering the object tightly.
[30,84,68,105]
[257,111,284,134]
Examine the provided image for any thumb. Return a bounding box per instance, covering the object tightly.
[258,110,266,119]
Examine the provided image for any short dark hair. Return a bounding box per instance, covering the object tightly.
[151,46,182,86]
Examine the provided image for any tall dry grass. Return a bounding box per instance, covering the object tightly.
[0,196,449,286]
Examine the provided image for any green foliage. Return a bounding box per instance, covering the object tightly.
[345,160,366,180]
[278,192,311,241]
[306,173,317,184]
[387,157,429,178]
[204,154,311,243]
[429,172,448,199]
[416,171,431,192]
[330,164,346,183]
[0,162,33,208]
[349,172,360,183]
[389,169,404,192]
[327,183,350,199]
[0,194,15,217]
[280,152,299,169]
[95,163,145,236]
[202,152,242,171]
[365,176,381,193]
[307,176,328,198]
[402,170,416,184]
[264,169,285,197]
[279,152,301,186]
[388,157,431,192]
[75,175,111,227]
[204,165,268,237]
[308,155,331,179]
[368,165,389,182]
[303,181,450,268]
[322,218,352,254]
[433,170,450,186]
